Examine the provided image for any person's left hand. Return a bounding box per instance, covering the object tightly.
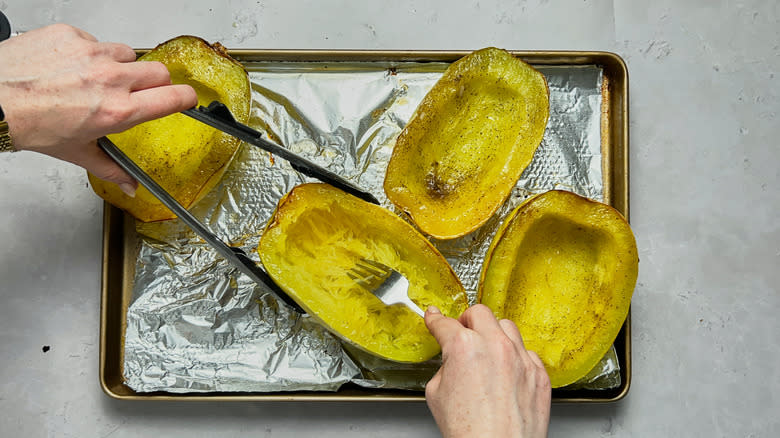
[0,24,197,196]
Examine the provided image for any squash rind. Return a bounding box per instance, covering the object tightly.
[478,190,638,388]
[258,183,468,363]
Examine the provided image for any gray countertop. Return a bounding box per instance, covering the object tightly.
[1,1,777,437]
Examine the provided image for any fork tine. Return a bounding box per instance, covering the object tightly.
[348,264,385,289]
[359,258,391,273]
[347,270,375,289]
[349,264,374,278]
[355,260,389,279]
[346,258,422,318]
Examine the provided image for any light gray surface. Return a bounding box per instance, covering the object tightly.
[0,0,777,437]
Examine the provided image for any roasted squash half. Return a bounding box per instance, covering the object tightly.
[384,47,549,239]
[478,190,638,388]
[258,183,468,363]
[89,35,251,222]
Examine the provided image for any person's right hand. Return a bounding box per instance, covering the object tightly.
[0,24,197,196]
[424,304,551,438]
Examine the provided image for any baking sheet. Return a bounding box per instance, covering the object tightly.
[100,50,631,402]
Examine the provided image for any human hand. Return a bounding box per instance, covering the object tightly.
[0,24,197,196]
[424,304,551,438]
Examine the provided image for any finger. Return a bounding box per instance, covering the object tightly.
[73,27,98,42]
[526,350,546,370]
[498,318,525,350]
[98,42,138,62]
[124,84,198,127]
[55,23,98,42]
[458,304,504,337]
[424,306,466,350]
[121,61,172,91]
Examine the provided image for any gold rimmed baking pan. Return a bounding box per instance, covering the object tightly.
[99,49,630,403]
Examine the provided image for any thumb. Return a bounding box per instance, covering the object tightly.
[77,141,138,197]
[424,306,465,350]
[424,368,442,399]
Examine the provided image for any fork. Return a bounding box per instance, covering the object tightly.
[346,259,425,317]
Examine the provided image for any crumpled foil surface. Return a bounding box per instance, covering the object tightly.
[123,61,620,393]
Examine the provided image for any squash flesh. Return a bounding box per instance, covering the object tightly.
[89,35,251,222]
[259,183,468,363]
[384,47,549,239]
[478,190,638,387]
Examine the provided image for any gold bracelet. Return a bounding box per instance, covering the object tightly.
[0,103,15,153]
[0,119,14,153]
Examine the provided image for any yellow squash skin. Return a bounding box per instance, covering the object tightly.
[258,183,468,363]
[89,35,251,222]
[383,47,549,239]
[478,190,638,388]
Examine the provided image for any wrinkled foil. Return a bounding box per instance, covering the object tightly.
[124,61,620,393]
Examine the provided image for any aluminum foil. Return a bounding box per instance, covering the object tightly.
[123,61,619,393]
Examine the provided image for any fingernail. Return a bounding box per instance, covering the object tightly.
[426,305,441,314]
[119,182,136,198]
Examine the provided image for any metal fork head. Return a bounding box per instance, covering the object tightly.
[346,258,423,317]
[346,258,396,291]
